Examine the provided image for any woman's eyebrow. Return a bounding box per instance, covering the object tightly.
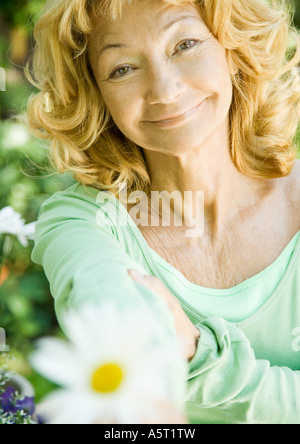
[162,14,202,32]
[97,15,203,59]
[98,43,127,59]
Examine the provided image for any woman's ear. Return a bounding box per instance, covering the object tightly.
[226,49,239,76]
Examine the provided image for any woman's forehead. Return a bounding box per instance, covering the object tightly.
[91,0,203,36]
[93,0,198,20]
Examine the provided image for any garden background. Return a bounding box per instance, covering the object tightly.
[0,0,300,402]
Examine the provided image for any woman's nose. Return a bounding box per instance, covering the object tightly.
[145,64,186,105]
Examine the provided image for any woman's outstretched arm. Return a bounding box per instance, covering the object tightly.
[31,186,175,337]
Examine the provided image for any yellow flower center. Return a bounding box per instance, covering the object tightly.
[91,363,124,394]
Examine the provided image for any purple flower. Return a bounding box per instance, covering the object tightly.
[1,386,35,416]
[1,387,15,412]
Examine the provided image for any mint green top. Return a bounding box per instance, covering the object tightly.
[31,183,300,424]
[153,232,299,322]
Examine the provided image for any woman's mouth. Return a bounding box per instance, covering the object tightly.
[146,99,207,129]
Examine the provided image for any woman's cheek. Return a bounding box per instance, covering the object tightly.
[100,80,141,122]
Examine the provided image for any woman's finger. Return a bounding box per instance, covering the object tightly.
[128,270,179,309]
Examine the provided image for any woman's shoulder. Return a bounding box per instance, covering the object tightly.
[40,183,113,210]
[34,182,121,248]
[36,182,118,227]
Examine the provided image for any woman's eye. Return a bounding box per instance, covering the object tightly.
[175,39,199,53]
[109,66,133,79]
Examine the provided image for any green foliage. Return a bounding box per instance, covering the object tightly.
[0,0,44,29]
[295,0,300,28]
[0,111,75,399]
[0,8,75,398]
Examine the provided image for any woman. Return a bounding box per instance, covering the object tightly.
[27,0,300,424]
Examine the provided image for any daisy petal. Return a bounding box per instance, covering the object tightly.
[30,338,84,388]
[37,390,106,425]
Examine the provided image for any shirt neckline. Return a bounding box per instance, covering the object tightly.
[95,188,300,323]
[150,230,300,295]
[115,194,300,291]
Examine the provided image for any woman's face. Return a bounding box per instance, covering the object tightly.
[88,0,234,155]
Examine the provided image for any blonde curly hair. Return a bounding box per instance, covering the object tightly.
[25,0,300,198]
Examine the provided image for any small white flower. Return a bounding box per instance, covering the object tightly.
[0,207,36,247]
[30,303,187,425]
[21,222,36,244]
[2,124,30,149]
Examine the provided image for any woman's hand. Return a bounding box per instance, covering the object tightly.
[128,270,200,362]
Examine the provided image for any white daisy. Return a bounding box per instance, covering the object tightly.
[30,303,187,424]
[0,207,36,248]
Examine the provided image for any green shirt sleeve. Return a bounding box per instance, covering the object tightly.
[31,188,177,341]
[186,317,300,424]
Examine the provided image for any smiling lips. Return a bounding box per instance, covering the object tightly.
[146,99,206,128]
